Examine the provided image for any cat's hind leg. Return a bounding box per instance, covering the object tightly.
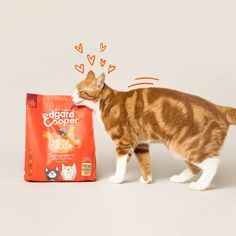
[134,144,152,184]
[189,157,220,191]
[170,162,200,183]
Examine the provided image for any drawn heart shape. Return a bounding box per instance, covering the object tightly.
[100,58,106,67]
[108,64,116,74]
[87,54,96,66]
[75,43,83,53]
[100,43,106,52]
[74,64,84,74]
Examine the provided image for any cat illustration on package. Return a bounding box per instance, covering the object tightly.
[61,163,77,180]
[46,167,59,181]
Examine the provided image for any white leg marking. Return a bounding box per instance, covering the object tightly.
[189,158,220,191]
[109,155,128,184]
[170,168,195,183]
[139,175,152,184]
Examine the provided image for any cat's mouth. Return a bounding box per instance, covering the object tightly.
[73,99,82,105]
[72,89,88,105]
[72,94,83,105]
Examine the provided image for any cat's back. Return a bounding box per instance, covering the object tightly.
[109,85,195,103]
[121,86,224,119]
[125,86,212,105]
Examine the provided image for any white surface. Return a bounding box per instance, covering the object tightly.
[1,0,236,235]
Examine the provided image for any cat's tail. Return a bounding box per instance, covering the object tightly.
[218,106,236,125]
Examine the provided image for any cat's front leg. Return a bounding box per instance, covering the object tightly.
[109,143,132,184]
[109,154,129,184]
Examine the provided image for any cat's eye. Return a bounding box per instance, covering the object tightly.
[79,91,85,96]
[79,91,88,98]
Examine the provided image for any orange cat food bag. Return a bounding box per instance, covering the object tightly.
[24,93,96,182]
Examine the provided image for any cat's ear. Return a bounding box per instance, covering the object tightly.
[62,164,65,170]
[72,163,76,169]
[55,167,59,171]
[86,71,95,80]
[46,168,48,172]
[96,73,105,88]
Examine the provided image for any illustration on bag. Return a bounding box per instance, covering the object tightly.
[61,163,77,180]
[45,167,59,181]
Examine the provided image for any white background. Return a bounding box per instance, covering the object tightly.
[1,1,236,235]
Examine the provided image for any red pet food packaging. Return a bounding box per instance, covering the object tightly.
[24,93,96,182]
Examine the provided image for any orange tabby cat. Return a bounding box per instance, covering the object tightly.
[72,71,236,190]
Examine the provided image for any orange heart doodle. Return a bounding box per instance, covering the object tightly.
[100,58,106,67]
[87,54,96,66]
[75,43,83,53]
[100,43,106,52]
[74,64,84,74]
[108,64,116,74]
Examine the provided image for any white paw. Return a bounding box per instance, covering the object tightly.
[109,175,124,184]
[189,182,206,191]
[139,175,152,184]
[170,175,185,183]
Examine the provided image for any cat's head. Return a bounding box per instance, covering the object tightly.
[72,71,105,110]
[46,167,59,179]
[62,163,76,175]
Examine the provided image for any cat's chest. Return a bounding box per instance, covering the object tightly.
[97,100,112,129]
[98,98,124,132]
[95,108,106,129]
